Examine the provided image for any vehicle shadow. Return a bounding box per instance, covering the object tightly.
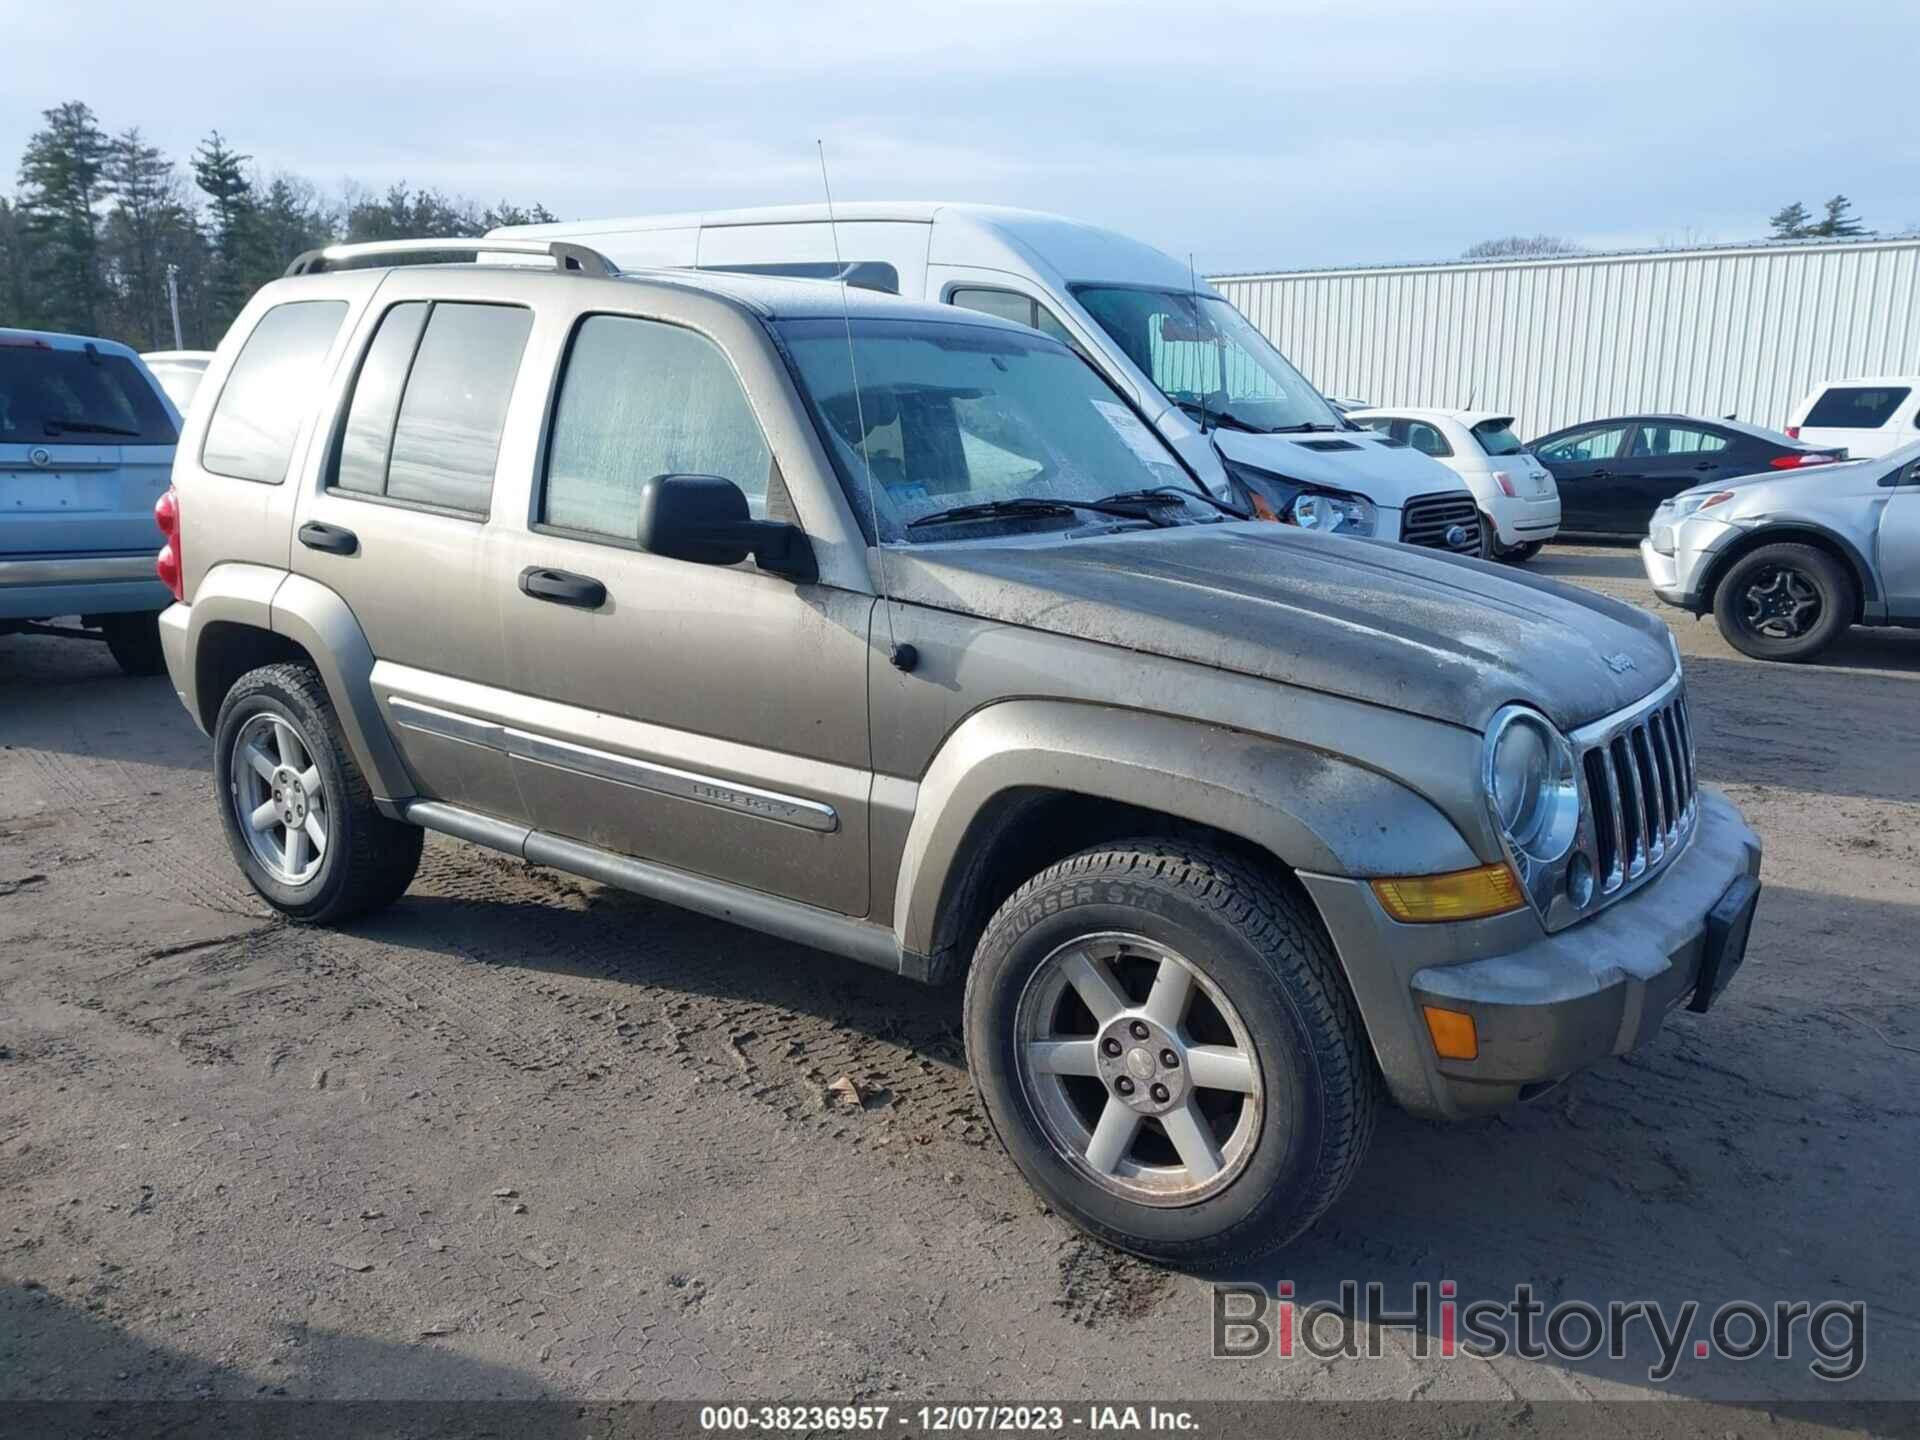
[1530,546,1645,583]
[0,631,209,775]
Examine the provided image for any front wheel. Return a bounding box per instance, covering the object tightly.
[964,840,1377,1265]
[1712,543,1854,662]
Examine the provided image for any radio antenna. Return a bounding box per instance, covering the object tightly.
[1188,252,1211,438]
[818,140,914,673]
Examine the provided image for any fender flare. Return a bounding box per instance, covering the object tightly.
[1699,517,1881,615]
[890,699,1479,960]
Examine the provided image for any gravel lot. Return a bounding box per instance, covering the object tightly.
[2,545,1917,1415]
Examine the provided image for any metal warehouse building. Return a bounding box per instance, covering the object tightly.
[1210,235,1920,439]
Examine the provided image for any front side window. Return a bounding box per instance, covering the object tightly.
[202,301,347,481]
[1805,386,1912,429]
[949,288,1080,351]
[1630,424,1727,457]
[778,316,1205,543]
[0,344,178,446]
[1470,418,1527,456]
[1071,286,1342,433]
[542,314,772,538]
[328,301,531,515]
[1539,425,1628,464]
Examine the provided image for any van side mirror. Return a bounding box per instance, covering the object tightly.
[635,474,817,582]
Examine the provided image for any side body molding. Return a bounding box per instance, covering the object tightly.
[890,700,1479,960]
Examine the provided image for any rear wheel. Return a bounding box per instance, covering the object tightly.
[964,839,1377,1265]
[213,662,422,923]
[1712,542,1854,662]
[101,612,165,676]
[1499,540,1545,564]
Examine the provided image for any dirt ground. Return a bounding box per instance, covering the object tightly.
[2,545,1916,1417]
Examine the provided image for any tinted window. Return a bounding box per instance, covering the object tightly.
[1404,420,1453,457]
[0,345,178,446]
[202,301,347,482]
[325,302,528,515]
[542,315,772,539]
[1539,425,1628,463]
[1470,418,1526,456]
[332,302,428,496]
[1805,386,1912,429]
[1629,423,1727,458]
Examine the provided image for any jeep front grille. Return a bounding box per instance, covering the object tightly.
[1400,491,1482,553]
[1578,686,1696,897]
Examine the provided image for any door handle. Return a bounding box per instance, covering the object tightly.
[518,566,607,609]
[1591,469,1612,479]
[1693,461,1720,471]
[298,521,358,556]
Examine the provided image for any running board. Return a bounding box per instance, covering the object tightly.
[400,800,912,978]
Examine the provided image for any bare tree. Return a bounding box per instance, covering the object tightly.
[1461,234,1585,260]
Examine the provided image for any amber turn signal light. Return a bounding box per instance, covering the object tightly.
[1422,1006,1479,1061]
[1370,863,1525,923]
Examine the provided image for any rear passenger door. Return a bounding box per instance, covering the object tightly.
[1618,422,1732,528]
[291,272,537,822]
[490,308,875,917]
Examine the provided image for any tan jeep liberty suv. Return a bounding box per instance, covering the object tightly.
[154,238,1763,1263]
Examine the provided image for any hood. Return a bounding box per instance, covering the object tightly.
[884,524,1676,732]
[1209,428,1470,509]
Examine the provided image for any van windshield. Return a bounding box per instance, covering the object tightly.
[777,317,1212,543]
[0,344,178,445]
[1071,287,1343,435]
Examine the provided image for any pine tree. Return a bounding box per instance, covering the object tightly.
[1811,195,1865,238]
[1768,201,1813,239]
[0,197,29,328]
[193,130,256,329]
[17,100,110,334]
[103,127,176,348]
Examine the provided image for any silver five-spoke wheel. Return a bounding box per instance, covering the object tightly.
[231,713,328,885]
[1014,932,1263,1206]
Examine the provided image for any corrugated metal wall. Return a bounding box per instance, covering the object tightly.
[1210,238,1920,438]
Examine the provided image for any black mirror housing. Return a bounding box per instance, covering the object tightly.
[635,474,817,582]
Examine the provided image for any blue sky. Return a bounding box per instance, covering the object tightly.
[3,0,1914,273]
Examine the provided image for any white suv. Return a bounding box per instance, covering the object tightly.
[1787,377,1920,460]
[1347,408,1561,562]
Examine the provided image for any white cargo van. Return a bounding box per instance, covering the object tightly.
[489,203,1483,555]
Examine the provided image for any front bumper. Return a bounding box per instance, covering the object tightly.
[1641,516,1736,611]
[1301,788,1762,1120]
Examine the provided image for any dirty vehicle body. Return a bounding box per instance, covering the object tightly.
[1644,438,1920,662]
[2,327,180,673]
[159,240,1762,1263]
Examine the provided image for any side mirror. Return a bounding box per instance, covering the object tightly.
[635,474,817,582]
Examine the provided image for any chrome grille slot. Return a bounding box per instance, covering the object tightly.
[1575,680,1699,902]
[1400,491,1482,553]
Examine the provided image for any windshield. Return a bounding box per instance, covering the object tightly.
[777,317,1208,542]
[1071,287,1343,434]
[0,344,178,445]
[1471,418,1526,456]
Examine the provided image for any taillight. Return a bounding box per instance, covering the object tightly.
[155,487,183,602]
[1769,453,1837,469]
[1491,470,1518,497]
[1785,425,1800,439]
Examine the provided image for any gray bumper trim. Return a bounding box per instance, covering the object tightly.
[0,553,157,586]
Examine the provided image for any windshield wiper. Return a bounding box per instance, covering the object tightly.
[1171,399,1262,434]
[906,496,1176,531]
[44,418,142,438]
[1263,422,1343,434]
[1097,485,1250,520]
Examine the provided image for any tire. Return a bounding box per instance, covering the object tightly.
[1500,541,1545,564]
[964,839,1378,1266]
[212,662,423,923]
[1712,542,1854,663]
[102,612,166,676]
[1476,512,1497,560]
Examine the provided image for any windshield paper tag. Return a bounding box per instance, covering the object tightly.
[1091,400,1177,468]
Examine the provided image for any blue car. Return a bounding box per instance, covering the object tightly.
[1,327,180,673]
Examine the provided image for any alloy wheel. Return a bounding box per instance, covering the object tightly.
[231,712,329,885]
[1013,932,1265,1207]
[1740,565,1822,640]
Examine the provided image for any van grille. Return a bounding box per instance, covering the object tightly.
[1579,689,1696,895]
[1400,491,1482,553]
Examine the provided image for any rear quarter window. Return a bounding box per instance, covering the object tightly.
[1804,386,1912,430]
[202,300,349,483]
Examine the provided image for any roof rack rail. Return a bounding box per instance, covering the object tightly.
[284,238,619,279]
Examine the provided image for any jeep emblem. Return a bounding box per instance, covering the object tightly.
[28,446,50,468]
[1604,652,1637,674]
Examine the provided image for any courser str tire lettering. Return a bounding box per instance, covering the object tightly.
[964,840,1378,1263]
[213,662,423,923]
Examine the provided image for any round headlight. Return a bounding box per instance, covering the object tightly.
[1483,707,1580,864]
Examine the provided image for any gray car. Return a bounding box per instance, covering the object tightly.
[156,238,1761,1263]
[1642,439,1920,661]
